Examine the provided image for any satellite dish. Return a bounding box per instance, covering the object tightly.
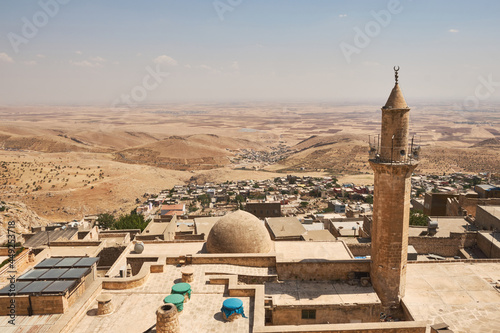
[400,150,406,156]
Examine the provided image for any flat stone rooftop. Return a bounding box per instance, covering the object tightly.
[408,217,476,237]
[73,264,253,333]
[45,245,101,257]
[265,280,380,306]
[405,262,500,333]
[479,205,500,219]
[275,241,352,261]
[0,313,62,332]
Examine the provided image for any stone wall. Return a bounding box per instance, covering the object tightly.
[99,232,130,243]
[0,249,31,283]
[174,234,204,241]
[254,323,426,333]
[475,206,500,230]
[100,229,142,238]
[347,243,372,257]
[459,196,500,217]
[0,295,67,315]
[408,232,476,257]
[477,232,500,258]
[271,303,382,326]
[276,260,370,281]
[164,254,276,268]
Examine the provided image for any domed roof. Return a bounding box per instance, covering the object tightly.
[206,210,272,254]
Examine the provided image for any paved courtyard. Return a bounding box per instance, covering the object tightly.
[404,262,500,333]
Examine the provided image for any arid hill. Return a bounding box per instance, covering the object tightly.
[268,134,370,174]
[114,134,266,170]
[471,138,500,148]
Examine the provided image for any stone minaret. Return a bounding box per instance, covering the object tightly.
[369,67,418,308]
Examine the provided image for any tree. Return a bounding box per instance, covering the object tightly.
[97,213,115,230]
[113,211,149,231]
[415,188,425,197]
[409,209,429,226]
[365,195,373,204]
[198,194,211,208]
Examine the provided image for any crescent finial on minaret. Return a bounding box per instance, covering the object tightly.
[394,66,400,84]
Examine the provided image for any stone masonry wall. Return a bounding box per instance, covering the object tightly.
[477,232,500,258]
[475,206,500,230]
[271,303,382,326]
[276,260,370,281]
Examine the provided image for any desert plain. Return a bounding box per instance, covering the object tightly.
[0,102,499,234]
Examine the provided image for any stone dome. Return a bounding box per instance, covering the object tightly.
[206,210,272,254]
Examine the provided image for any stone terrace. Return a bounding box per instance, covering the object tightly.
[72,264,258,333]
[265,280,380,306]
[405,262,500,333]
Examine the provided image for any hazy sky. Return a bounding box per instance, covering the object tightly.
[0,0,499,105]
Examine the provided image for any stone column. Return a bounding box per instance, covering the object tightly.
[156,304,180,333]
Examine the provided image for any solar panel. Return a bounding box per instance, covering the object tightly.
[18,269,49,281]
[35,258,63,268]
[38,268,69,280]
[18,281,52,294]
[54,257,81,268]
[42,280,77,294]
[0,281,32,295]
[74,257,99,267]
[60,268,90,280]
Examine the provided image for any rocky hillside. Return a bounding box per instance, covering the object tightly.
[0,202,51,238]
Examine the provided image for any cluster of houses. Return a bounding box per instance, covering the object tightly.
[135,175,375,219]
[228,144,291,169]
[410,172,499,196]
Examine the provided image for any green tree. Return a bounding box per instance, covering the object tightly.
[365,195,373,204]
[409,209,429,226]
[97,213,115,230]
[113,211,149,231]
[415,188,425,197]
[198,194,211,208]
